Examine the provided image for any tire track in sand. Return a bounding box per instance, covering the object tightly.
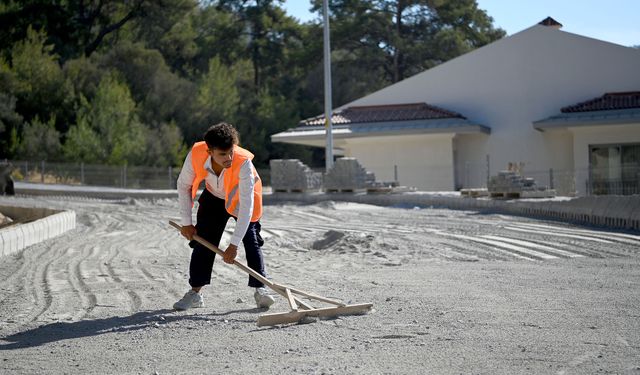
[23,245,56,323]
[102,243,143,313]
[66,245,99,320]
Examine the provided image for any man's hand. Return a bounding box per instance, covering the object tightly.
[180,225,197,241]
[223,244,238,264]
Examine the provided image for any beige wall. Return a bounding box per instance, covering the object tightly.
[571,123,640,195]
[538,129,575,194]
[343,134,455,190]
[453,134,489,189]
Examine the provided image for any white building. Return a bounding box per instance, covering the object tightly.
[272,19,640,195]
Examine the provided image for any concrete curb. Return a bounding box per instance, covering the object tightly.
[0,207,76,257]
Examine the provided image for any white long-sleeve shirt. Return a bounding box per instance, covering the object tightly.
[177,150,255,246]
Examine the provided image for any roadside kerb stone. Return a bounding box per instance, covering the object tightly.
[561,197,594,223]
[22,223,32,248]
[608,195,639,229]
[2,229,17,256]
[0,206,76,258]
[631,199,640,230]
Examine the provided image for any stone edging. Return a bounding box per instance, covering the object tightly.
[0,206,76,257]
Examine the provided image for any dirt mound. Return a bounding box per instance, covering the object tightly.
[312,230,345,249]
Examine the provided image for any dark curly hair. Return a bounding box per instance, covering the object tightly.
[203,122,239,150]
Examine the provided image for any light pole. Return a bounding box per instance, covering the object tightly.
[323,0,334,171]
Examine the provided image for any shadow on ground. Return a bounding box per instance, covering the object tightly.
[0,307,262,350]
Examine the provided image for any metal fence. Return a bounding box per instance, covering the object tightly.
[3,159,638,196]
[8,160,178,189]
[458,163,639,196]
[4,160,272,190]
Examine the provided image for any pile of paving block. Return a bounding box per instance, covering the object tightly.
[324,158,376,192]
[488,170,556,198]
[269,159,323,192]
[270,157,385,193]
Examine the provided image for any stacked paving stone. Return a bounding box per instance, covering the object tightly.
[324,157,375,191]
[488,171,555,198]
[269,159,323,192]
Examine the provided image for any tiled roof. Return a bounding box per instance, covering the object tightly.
[561,92,640,113]
[533,108,640,130]
[301,103,466,127]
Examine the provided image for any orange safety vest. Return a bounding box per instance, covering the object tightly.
[190,142,263,222]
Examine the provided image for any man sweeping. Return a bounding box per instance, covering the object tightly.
[173,122,275,310]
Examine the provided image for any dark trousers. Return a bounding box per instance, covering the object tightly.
[188,189,266,288]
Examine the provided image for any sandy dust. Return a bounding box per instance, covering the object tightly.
[0,195,639,374]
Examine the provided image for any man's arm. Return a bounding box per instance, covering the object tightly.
[223,160,255,264]
[176,151,197,240]
[230,160,255,246]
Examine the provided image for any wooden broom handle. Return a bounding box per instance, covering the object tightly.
[169,220,316,310]
[169,221,273,285]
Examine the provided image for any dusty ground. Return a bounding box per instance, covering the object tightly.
[0,195,639,374]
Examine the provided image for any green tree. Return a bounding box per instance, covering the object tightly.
[9,26,73,131]
[97,42,198,137]
[16,116,62,161]
[0,1,146,60]
[215,0,306,89]
[64,73,146,165]
[0,93,22,135]
[191,56,241,142]
[0,19,24,158]
[189,5,246,75]
[63,56,106,104]
[240,87,312,167]
[127,0,199,74]
[63,114,104,164]
[144,121,188,167]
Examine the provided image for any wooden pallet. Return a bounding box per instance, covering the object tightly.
[461,188,489,198]
[274,189,306,193]
[489,190,557,199]
[325,188,366,193]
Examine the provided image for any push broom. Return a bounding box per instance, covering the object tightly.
[169,221,373,327]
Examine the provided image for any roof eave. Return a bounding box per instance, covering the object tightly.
[272,120,490,144]
[533,110,640,131]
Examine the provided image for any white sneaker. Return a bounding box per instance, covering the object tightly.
[254,287,275,309]
[173,290,204,310]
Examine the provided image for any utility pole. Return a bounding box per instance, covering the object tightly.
[323,0,334,171]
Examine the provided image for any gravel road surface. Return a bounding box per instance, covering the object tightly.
[0,196,639,374]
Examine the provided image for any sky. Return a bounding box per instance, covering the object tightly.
[283,0,640,47]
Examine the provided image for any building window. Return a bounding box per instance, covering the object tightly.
[589,143,640,195]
